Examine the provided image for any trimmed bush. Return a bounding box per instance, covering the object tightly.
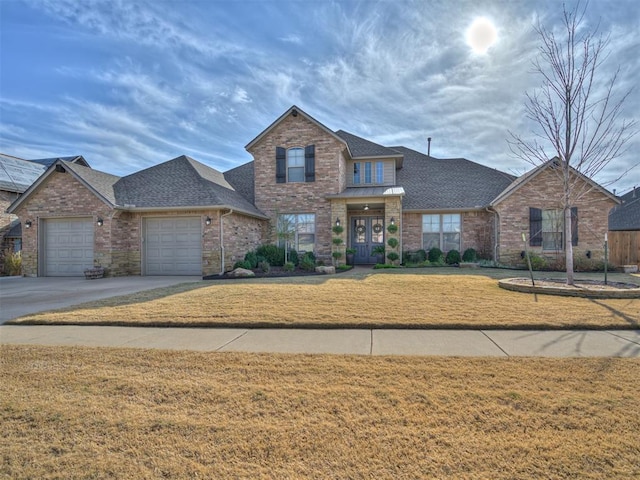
[244,251,258,268]
[445,249,461,265]
[462,248,477,263]
[284,261,295,272]
[332,225,344,235]
[233,260,252,270]
[332,237,343,245]
[256,244,285,266]
[387,237,399,248]
[258,260,270,273]
[387,251,399,262]
[300,255,316,272]
[288,249,299,266]
[526,253,548,271]
[428,247,444,263]
[387,224,398,234]
[302,251,316,263]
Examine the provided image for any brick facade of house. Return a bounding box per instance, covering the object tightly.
[248,113,346,263]
[493,168,616,266]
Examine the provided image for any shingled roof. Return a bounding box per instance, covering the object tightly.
[393,146,515,210]
[609,188,640,231]
[335,130,403,159]
[113,155,265,217]
[0,154,45,193]
[8,155,266,219]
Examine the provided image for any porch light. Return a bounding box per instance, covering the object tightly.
[24,220,32,228]
[363,204,369,211]
[97,218,103,227]
[335,217,341,227]
[205,217,212,226]
[585,250,592,259]
[390,217,395,226]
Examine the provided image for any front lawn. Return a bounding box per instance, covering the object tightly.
[10,269,639,329]
[1,346,638,479]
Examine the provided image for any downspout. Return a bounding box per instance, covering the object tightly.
[219,209,233,275]
[486,206,499,262]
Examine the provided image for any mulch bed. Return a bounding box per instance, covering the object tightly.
[203,266,353,280]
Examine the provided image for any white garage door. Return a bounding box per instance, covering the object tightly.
[44,218,94,276]
[144,217,202,275]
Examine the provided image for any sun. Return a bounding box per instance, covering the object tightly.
[466,17,497,54]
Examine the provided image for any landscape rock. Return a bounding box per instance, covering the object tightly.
[229,268,255,277]
[315,266,336,274]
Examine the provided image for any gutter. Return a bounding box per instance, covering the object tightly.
[220,209,233,275]
[486,206,500,262]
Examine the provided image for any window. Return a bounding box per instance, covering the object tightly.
[277,213,315,252]
[376,161,384,183]
[542,209,563,250]
[275,145,314,183]
[529,207,578,249]
[287,148,304,183]
[422,213,461,251]
[353,161,384,185]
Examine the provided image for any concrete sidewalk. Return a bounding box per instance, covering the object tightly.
[1,325,638,357]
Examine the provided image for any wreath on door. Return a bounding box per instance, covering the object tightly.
[372,223,383,234]
[356,225,366,234]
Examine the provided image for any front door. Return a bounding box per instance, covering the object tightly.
[351,216,385,264]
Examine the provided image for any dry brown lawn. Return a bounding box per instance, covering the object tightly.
[10,272,640,328]
[1,345,639,479]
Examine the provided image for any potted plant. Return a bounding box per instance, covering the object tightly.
[346,247,356,266]
[372,245,385,264]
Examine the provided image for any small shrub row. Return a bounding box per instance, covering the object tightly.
[234,245,317,272]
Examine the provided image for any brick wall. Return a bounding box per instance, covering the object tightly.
[13,171,115,276]
[401,210,496,259]
[1,190,20,231]
[493,168,616,265]
[12,170,267,276]
[248,112,346,262]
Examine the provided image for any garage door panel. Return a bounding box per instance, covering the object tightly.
[144,217,202,276]
[44,218,94,277]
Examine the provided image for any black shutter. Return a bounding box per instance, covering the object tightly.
[529,207,542,246]
[276,147,286,183]
[571,207,578,246]
[305,145,315,182]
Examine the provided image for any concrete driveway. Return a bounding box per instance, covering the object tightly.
[0,276,202,324]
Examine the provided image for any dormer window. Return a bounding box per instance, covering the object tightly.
[275,145,315,183]
[353,161,384,185]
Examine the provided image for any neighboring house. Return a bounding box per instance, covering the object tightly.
[608,187,640,266]
[0,153,90,249]
[609,187,640,232]
[7,105,618,276]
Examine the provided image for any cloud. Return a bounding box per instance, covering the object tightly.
[279,34,302,45]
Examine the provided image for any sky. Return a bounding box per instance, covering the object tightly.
[1,0,639,195]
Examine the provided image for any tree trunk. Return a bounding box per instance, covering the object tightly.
[565,207,574,285]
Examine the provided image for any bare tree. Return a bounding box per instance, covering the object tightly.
[509,2,637,285]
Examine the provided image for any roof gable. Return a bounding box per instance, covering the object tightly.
[7,160,119,213]
[28,155,90,168]
[491,159,619,206]
[245,105,347,151]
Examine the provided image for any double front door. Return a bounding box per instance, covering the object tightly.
[351,216,384,264]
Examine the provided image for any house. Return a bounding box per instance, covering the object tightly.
[608,187,640,267]
[0,153,90,252]
[6,105,618,276]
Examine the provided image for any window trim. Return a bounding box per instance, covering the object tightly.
[286,147,305,183]
[277,213,316,253]
[421,213,461,252]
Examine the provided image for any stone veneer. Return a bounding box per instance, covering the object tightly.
[493,167,617,266]
[248,112,347,263]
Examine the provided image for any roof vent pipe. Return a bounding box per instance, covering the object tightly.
[427,137,432,157]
